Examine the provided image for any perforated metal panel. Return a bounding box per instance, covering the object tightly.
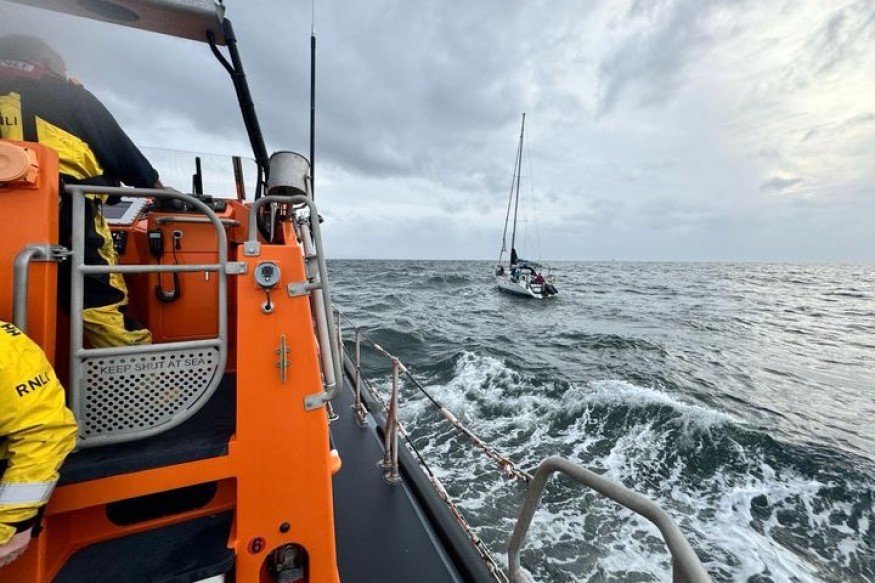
[80,347,221,439]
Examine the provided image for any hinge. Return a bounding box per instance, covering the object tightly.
[287,281,322,297]
[225,261,248,275]
[26,244,70,262]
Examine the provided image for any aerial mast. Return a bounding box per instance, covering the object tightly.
[309,0,317,200]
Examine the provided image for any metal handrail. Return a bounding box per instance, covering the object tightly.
[333,307,400,484]
[508,457,712,583]
[330,307,366,425]
[333,307,532,483]
[67,185,231,448]
[12,244,68,333]
[244,194,342,411]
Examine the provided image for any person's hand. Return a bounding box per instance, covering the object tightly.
[0,530,33,568]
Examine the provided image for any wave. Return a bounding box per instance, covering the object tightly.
[424,273,471,286]
[336,261,875,582]
[824,290,868,299]
[401,351,874,582]
[553,333,668,354]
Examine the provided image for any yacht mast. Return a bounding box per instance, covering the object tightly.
[508,112,525,268]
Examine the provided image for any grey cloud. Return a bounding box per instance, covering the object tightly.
[765,0,875,98]
[2,0,873,261]
[842,113,875,129]
[633,196,724,230]
[561,196,625,228]
[810,0,875,76]
[308,2,536,188]
[596,0,746,115]
[618,160,677,183]
[802,112,875,143]
[757,148,781,159]
[760,176,803,192]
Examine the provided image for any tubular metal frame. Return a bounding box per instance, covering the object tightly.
[12,244,68,333]
[244,194,342,411]
[67,185,231,448]
[508,456,712,583]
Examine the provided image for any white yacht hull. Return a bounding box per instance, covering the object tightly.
[495,275,554,299]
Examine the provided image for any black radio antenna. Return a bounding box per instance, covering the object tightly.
[309,0,317,200]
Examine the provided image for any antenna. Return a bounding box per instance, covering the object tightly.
[309,0,317,200]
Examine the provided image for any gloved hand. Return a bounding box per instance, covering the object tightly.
[0,529,33,568]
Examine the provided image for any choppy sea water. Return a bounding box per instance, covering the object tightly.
[329,260,874,583]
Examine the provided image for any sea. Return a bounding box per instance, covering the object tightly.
[328,260,874,583]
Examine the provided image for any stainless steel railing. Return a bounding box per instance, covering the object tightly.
[508,457,712,583]
[12,244,69,333]
[244,194,342,412]
[67,185,234,448]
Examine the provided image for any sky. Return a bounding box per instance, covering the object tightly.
[2,0,874,261]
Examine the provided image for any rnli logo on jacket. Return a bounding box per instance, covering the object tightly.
[0,113,17,127]
[1,322,22,337]
[0,59,36,73]
[15,370,52,397]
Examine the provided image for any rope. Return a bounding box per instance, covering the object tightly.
[402,371,532,483]
[336,312,530,484]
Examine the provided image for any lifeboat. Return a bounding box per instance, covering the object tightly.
[0,2,713,582]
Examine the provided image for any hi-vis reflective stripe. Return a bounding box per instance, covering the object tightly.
[0,480,56,506]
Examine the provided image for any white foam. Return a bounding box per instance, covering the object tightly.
[415,351,554,430]
[394,352,872,582]
[561,379,736,430]
[694,467,828,581]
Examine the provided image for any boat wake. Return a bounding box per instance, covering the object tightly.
[395,351,874,583]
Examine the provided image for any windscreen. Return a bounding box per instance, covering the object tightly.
[140,147,259,200]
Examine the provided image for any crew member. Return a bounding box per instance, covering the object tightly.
[0,321,77,569]
[0,35,166,347]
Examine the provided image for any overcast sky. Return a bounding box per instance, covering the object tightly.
[2,0,874,261]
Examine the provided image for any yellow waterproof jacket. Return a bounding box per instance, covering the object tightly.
[0,321,77,545]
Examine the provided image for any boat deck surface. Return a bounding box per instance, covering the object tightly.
[331,376,467,583]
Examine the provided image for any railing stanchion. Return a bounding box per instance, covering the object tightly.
[325,308,341,421]
[334,307,342,352]
[379,358,401,484]
[353,326,366,426]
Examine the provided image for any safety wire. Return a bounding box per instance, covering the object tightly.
[350,324,532,484]
[523,125,544,265]
[335,311,532,583]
